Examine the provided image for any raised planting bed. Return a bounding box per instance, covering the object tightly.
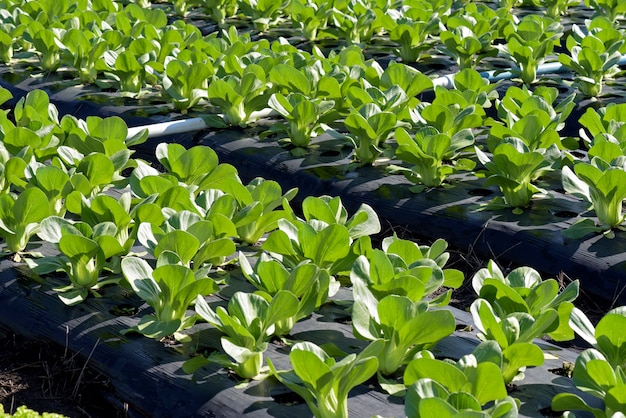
[2,0,626,417]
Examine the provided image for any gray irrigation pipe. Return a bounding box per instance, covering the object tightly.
[126,55,626,140]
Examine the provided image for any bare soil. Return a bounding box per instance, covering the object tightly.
[0,327,127,417]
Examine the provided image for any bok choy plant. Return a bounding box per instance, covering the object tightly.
[558,19,625,97]
[188,291,299,379]
[470,260,579,383]
[552,307,626,416]
[382,2,442,63]
[137,210,236,271]
[161,59,212,111]
[579,102,626,148]
[584,0,626,22]
[121,256,219,339]
[562,140,626,237]
[27,216,126,305]
[498,15,563,85]
[267,341,381,418]
[261,196,379,293]
[437,4,502,69]
[232,177,298,245]
[0,187,51,255]
[390,126,475,190]
[490,85,576,152]
[475,140,558,211]
[267,93,335,149]
[290,0,333,41]
[238,0,289,32]
[338,103,398,165]
[403,349,518,417]
[350,235,463,305]
[240,253,332,336]
[153,143,246,198]
[1,89,62,162]
[300,195,381,240]
[22,21,65,72]
[351,278,456,376]
[194,0,238,24]
[208,64,270,127]
[433,69,499,116]
[330,0,379,45]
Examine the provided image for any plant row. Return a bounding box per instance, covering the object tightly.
[0,85,624,417]
[1,0,625,98]
[2,1,626,241]
[0,0,626,98]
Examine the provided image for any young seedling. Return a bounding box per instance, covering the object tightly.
[553,307,626,416]
[240,253,331,335]
[404,349,519,417]
[470,260,579,383]
[267,341,381,418]
[499,15,563,85]
[189,291,299,379]
[562,141,626,237]
[351,278,456,376]
[475,140,558,211]
[28,216,127,305]
[121,257,219,339]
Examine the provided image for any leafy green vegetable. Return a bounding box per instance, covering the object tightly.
[438,5,501,69]
[61,28,109,84]
[490,85,575,152]
[267,341,381,418]
[0,404,68,418]
[301,195,381,240]
[559,19,625,97]
[578,101,626,149]
[240,253,331,335]
[499,15,563,85]
[350,235,463,305]
[383,4,441,63]
[191,291,298,378]
[121,256,218,339]
[22,21,65,71]
[330,0,379,45]
[341,103,397,165]
[268,93,335,148]
[584,0,626,22]
[472,260,579,342]
[194,0,238,23]
[404,349,518,417]
[238,0,289,31]
[352,279,456,375]
[553,307,626,417]
[153,143,246,198]
[476,140,557,210]
[562,145,626,236]
[470,260,578,383]
[0,187,51,254]
[208,64,269,126]
[162,59,212,111]
[27,216,124,305]
[290,0,333,41]
[391,126,475,189]
[137,209,236,270]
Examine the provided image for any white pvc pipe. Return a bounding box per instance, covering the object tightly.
[126,108,276,140]
[127,54,626,140]
[432,54,626,88]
